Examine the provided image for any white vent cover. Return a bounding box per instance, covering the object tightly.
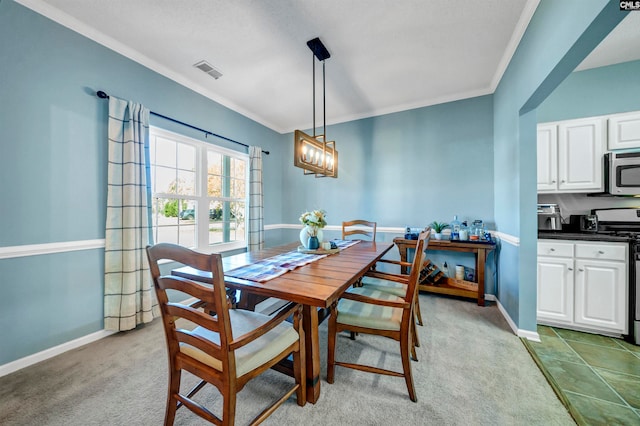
[193,60,223,79]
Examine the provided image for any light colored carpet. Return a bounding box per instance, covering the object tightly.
[0,295,575,425]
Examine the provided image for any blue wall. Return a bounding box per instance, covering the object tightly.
[493,0,625,331]
[538,59,640,122]
[282,95,495,229]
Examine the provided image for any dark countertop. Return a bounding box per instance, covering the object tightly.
[538,231,633,243]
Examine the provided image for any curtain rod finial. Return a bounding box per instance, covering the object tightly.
[97,91,109,99]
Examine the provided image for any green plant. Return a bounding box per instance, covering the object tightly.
[429,221,449,233]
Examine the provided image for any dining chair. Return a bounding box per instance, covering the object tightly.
[361,227,431,331]
[327,230,429,402]
[341,219,377,241]
[146,243,306,425]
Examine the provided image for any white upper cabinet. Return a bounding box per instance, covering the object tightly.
[537,124,558,191]
[557,117,606,192]
[537,117,606,193]
[608,111,640,150]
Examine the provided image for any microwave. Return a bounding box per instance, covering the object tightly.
[605,151,640,196]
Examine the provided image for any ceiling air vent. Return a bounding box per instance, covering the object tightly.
[193,60,223,79]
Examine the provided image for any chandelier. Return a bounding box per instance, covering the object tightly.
[293,37,338,178]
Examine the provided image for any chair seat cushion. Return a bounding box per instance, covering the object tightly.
[180,309,299,377]
[361,276,407,297]
[337,287,403,331]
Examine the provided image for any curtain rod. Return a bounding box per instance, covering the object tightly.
[96,91,269,155]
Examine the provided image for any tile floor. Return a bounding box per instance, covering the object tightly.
[523,326,640,425]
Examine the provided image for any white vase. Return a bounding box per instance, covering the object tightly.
[434,233,443,240]
[299,226,323,248]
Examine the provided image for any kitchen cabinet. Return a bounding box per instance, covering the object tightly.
[537,117,606,193]
[608,111,640,150]
[536,124,558,191]
[537,239,628,335]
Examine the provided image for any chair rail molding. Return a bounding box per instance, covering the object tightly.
[0,239,106,260]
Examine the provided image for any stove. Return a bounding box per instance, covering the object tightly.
[592,208,640,345]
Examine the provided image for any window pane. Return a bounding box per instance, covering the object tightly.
[208,151,222,176]
[230,177,245,198]
[231,157,246,179]
[151,198,196,248]
[155,166,177,194]
[155,137,176,168]
[207,174,222,197]
[177,143,196,171]
[177,170,196,195]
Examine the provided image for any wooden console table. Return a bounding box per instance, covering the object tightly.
[393,237,496,306]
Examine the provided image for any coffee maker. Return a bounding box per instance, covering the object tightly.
[537,204,562,231]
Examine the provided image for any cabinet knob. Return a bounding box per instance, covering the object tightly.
[598,250,605,254]
[578,268,584,272]
[567,267,573,271]
[550,248,555,251]
[552,180,556,183]
[561,180,566,183]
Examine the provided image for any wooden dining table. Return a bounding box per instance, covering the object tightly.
[171,240,394,404]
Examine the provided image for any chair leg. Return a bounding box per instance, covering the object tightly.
[327,309,337,384]
[411,320,419,361]
[400,334,417,402]
[222,384,237,426]
[165,368,181,425]
[293,333,306,405]
[415,294,424,326]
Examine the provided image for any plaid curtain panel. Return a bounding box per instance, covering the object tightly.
[104,96,158,331]
[248,146,264,251]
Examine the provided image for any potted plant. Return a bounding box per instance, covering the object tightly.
[429,221,449,240]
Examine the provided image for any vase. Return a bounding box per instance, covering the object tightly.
[299,226,323,248]
[307,236,319,250]
[434,233,442,240]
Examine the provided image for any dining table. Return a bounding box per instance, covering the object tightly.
[171,239,394,404]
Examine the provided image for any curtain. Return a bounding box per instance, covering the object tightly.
[104,96,158,331]
[248,146,264,251]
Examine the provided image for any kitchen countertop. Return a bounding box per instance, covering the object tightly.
[538,230,633,243]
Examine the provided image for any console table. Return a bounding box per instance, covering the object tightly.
[393,237,496,306]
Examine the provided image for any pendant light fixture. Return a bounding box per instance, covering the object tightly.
[293,37,338,178]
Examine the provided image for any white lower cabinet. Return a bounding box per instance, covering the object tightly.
[537,240,628,335]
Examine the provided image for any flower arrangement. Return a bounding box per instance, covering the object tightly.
[299,209,327,236]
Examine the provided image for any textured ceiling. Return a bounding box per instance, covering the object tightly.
[16,0,640,133]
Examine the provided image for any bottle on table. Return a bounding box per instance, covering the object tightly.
[450,215,461,240]
[459,221,469,241]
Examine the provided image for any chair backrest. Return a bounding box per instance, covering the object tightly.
[403,229,431,314]
[342,220,377,241]
[146,243,235,378]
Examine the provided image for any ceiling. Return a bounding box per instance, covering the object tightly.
[16,1,640,133]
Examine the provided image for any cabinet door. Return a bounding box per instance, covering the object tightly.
[557,118,605,192]
[608,111,640,150]
[574,259,627,333]
[537,124,558,192]
[537,256,574,324]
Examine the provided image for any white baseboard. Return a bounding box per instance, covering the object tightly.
[0,329,116,378]
[495,298,540,342]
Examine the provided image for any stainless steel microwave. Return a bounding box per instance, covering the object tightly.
[606,151,640,196]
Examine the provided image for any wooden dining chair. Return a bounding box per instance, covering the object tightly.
[327,231,429,402]
[342,219,377,241]
[361,227,431,332]
[146,243,306,425]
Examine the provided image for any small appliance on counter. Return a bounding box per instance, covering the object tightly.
[537,204,562,231]
[578,214,599,232]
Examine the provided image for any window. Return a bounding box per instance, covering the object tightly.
[149,127,248,252]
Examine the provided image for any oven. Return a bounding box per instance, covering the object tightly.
[593,207,640,345]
